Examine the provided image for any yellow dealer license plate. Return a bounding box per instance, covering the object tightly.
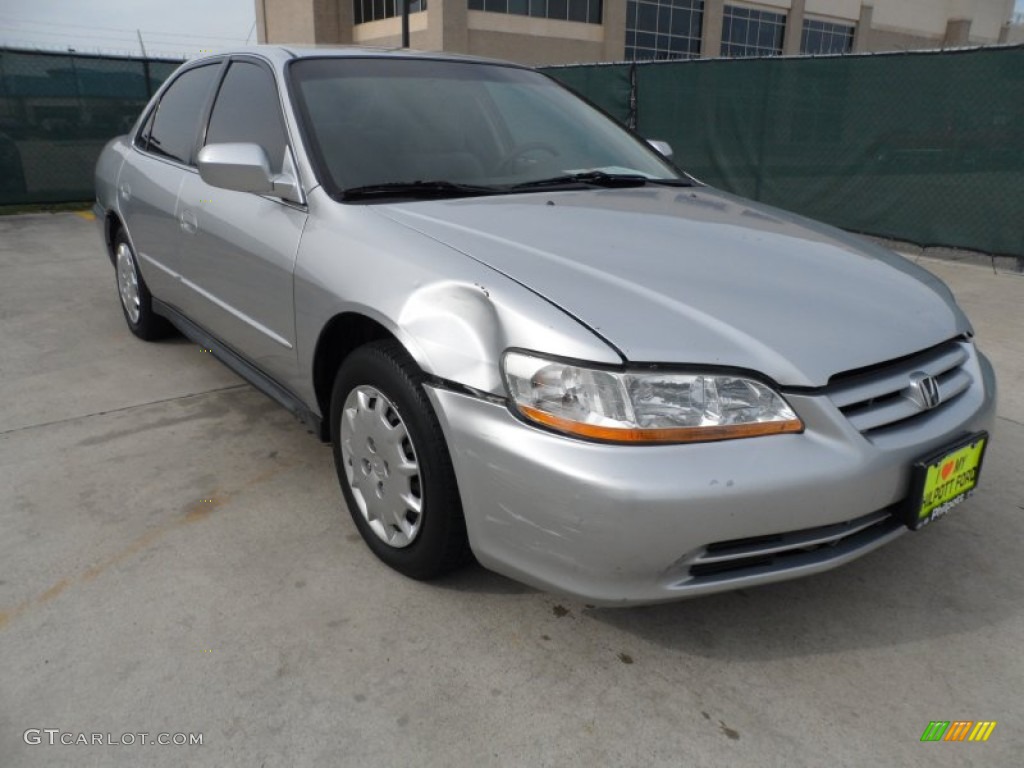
[906,432,988,530]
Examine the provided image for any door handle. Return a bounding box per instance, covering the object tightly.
[179,209,198,234]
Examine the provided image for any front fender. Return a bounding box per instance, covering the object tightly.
[293,190,619,410]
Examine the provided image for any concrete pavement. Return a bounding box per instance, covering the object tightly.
[2,212,1022,766]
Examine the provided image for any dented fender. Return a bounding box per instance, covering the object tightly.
[291,188,619,411]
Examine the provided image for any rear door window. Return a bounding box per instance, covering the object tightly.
[145,64,220,165]
[205,61,289,174]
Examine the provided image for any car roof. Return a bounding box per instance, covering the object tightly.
[188,44,525,71]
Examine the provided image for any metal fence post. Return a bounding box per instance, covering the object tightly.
[628,61,637,131]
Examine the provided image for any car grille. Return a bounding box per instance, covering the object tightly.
[826,339,972,435]
[686,507,903,582]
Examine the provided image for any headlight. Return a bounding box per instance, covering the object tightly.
[502,351,803,444]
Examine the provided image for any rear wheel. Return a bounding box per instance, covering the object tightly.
[330,340,470,579]
[114,230,171,340]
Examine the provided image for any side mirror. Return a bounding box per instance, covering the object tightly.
[197,143,303,203]
[647,139,674,160]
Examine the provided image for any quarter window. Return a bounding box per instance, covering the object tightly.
[144,64,219,165]
[205,61,289,174]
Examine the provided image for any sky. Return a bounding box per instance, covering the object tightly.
[0,0,256,59]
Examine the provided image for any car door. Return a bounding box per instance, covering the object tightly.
[117,62,221,305]
[176,57,306,381]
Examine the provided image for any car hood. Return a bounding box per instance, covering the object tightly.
[377,186,969,387]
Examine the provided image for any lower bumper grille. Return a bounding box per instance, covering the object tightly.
[686,506,904,583]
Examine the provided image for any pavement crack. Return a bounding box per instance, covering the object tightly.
[0,384,248,437]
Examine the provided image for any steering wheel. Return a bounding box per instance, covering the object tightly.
[496,142,560,175]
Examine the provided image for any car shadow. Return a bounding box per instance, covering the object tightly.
[433,561,538,596]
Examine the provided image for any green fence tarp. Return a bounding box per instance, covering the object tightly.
[545,46,1024,258]
[0,49,181,206]
[3,47,1022,258]
[545,63,634,127]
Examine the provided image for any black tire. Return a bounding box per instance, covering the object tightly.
[330,340,471,580]
[113,229,172,340]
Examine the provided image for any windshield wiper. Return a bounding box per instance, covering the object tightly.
[342,180,499,201]
[508,171,693,191]
[342,173,693,201]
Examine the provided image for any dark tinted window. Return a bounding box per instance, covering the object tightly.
[290,58,677,194]
[206,61,289,173]
[146,64,219,165]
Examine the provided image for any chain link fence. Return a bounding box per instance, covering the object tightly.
[544,45,1024,259]
[0,48,181,206]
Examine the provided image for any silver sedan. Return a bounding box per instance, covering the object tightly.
[94,47,996,605]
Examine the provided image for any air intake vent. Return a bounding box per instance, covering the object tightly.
[687,507,902,582]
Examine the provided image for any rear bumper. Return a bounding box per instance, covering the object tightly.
[426,348,996,606]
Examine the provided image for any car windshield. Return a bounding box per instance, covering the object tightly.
[288,57,683,200]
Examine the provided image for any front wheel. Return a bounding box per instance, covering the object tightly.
[330,340,470,580]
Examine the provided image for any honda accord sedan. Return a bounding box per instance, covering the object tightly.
[94,47,995,605]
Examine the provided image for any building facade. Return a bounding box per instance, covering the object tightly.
[255,1,1018,66]
[1008,10,1024,42]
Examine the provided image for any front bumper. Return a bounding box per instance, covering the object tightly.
[426,349,996,606]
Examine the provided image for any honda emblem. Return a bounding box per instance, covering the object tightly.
[908,372,942,411]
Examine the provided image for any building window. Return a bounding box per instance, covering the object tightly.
[625,0,704,61]
[800,18,854,55]
[467,0,603,25]
[720,5,785,57]
[354,0,427,25]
